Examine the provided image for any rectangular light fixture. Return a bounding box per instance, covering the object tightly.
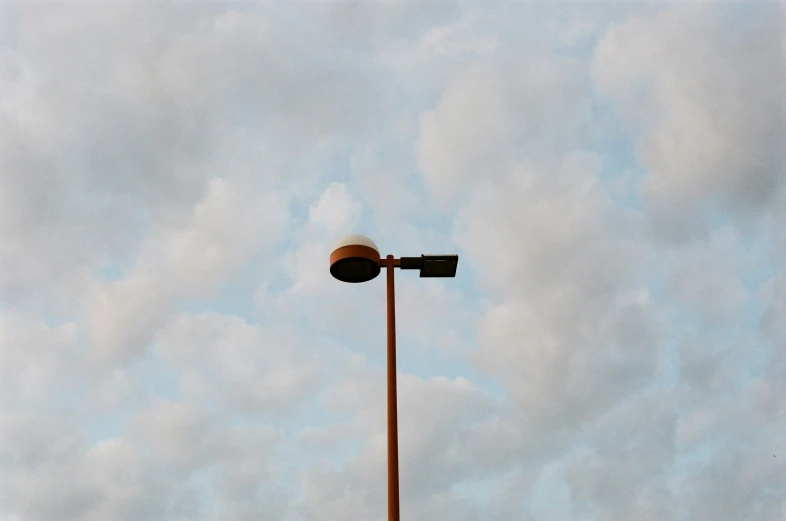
[419,254,459,278]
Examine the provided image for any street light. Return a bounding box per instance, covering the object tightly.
[329,234,459,521]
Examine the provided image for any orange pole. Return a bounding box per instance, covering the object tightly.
[386,254,400,521]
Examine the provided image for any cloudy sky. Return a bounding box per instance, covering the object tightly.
[1,1,785,520]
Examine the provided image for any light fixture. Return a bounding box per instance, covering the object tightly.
[328,234,459,521]
[329,234,381,283]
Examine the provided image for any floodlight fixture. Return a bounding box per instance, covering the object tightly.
[420,254,459,277]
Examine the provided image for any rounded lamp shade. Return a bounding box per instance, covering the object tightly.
[330,234,381,283]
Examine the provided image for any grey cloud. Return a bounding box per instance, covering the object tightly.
[662,225,759,325]
[0,313,81,409]
[455,152,661,433]
[2,2,784,520]
[761,273,786,347]
[592,3,786,238]
[326,0,461,51]
[297,369,529,520]
[1,2,396,311]
[155,313,325,415]
[677,387,786,520]
[0,401,289,521]
[0,415,101,521]
[566,394,678,520]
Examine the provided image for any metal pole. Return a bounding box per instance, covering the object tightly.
[386,254,400,521]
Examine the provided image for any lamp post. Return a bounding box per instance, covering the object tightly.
[329,234,459,521]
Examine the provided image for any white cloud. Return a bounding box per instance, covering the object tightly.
[1,2,783,520]
[84,274,172,363]
[155,178,289,290]
[84,176,289,363]
[308,182,363,237]
[417,55,589,208]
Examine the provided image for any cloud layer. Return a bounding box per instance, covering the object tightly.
[1,2,784,520]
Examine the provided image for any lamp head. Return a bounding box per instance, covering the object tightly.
[329,234,381,283]
[420,254,459,277]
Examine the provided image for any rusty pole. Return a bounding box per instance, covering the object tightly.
[385,254,401,521]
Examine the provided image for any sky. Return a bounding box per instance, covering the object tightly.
[0,1,785,520]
